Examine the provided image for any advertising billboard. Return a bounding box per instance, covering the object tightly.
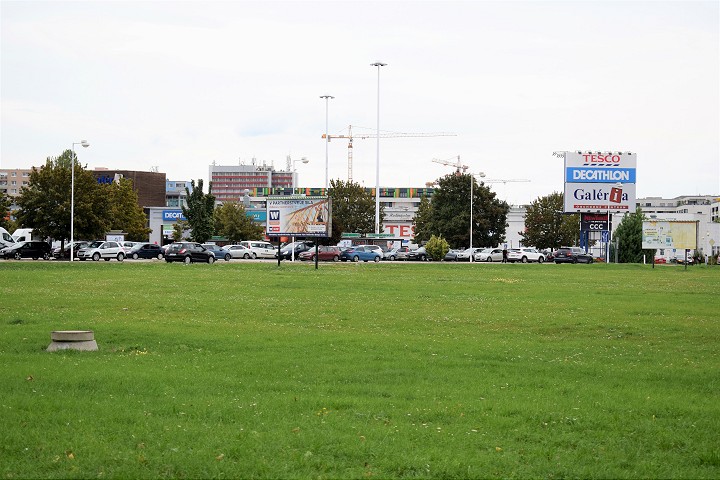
[266,196,331,237]
[642,221,697,250]
[580,213,609,231]
[563,152,637,213]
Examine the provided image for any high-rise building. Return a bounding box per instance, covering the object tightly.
[209,164,297,203]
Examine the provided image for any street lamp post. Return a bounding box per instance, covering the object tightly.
[289,155,309,190]
[70,140,89,262]
[469,172,486,262]
[320,95,334,190]
[371,62,387,235]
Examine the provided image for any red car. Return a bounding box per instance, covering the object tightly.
[298,246,342,262]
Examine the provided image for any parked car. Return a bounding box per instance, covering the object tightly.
[339,245,381,263]
[0,240,52,260]
[128,243,165,260]
[455,247,484,262]
[277,241,315,260]
[121,241,140,254]
[386,246,411,261]
[443,249,463,261]
[554,247,593,264]
[298,245,342,262]
[223,244,253,259]
[507,247,546,263]
[407,246,432,261]
[52,241,90,260]
[76,240,126,262]
[202,244,232,261]
[164,242,215,264]
[239,240,276,259]
[356,244,385,259]
[474,248,504,262]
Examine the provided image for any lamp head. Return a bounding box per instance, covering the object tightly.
[80,140,89,148]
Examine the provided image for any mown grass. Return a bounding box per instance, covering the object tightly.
[0,261,718,479]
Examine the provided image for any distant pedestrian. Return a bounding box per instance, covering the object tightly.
[502,248,508,263]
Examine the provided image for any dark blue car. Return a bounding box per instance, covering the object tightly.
[128,243,165,260]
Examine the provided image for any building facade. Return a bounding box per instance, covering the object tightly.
[209,164,298,203]
[0,168,32,197]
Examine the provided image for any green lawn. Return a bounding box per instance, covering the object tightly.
[1,261,718,479]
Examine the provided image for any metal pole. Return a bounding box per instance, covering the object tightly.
[470,175,473,261]
[69,140,89,262]
[320,95,334,190]
[70,144,75,262]
[371,62,386,235]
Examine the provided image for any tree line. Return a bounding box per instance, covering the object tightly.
[1,151,659,262]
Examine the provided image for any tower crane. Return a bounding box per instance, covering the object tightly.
[481,178,530,184]
[323,125,455,182]
[432,156,468,175]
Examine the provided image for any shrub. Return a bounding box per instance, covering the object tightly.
[425,234,450,261]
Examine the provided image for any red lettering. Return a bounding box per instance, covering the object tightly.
[386,225,397,235]
[582,154,621,165]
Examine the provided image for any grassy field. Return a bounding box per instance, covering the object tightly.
[1,261,718,479]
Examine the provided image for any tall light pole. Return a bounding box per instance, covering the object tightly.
[469,172,486,261]
[371,62,387,235]
[320,95,334,190]
[288,155,309,190]
[70,140,89,262]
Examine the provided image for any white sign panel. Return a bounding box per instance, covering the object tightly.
[266,196,331,237]
[563,152,637,213]
[642,221,697,250]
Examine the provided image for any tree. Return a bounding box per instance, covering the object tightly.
[425,234,450,261]
[412,195,433,244]
[107,178,151,241]
[214,201,264,242]
[520,192,580,249]
[182,179,215,243]
[327,179,383,244]
[613,207,653,263]
[15,150,109,244]
[172,221,188,242]
[417,173,509,248]
[0,191,13,231]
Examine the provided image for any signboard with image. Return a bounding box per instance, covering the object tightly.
[266,196,331,237]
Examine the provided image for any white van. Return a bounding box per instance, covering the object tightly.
[11,228,36,243]
[239,240,276,259]
[0,227,15,249]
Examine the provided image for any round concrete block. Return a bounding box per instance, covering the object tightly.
[51,330,95,342]
[47,340,98,352]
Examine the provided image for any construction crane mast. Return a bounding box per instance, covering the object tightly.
[432,156,468,175]
[323,125,455,182]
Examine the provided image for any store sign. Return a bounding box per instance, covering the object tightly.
[162,210,186,221]
[563,152,637,213]
[580,213,609,231]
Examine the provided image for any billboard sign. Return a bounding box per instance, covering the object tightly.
[563,152,637,213]
[266,196,331,237]
[642,221,697,250]
[580,213,609,231]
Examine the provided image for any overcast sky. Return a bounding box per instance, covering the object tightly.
[2,0,718,205]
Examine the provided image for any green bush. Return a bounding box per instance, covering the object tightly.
[425,234,450,260]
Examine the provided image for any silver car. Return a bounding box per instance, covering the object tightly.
[76,240,126,262]
[475,248,504,262]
